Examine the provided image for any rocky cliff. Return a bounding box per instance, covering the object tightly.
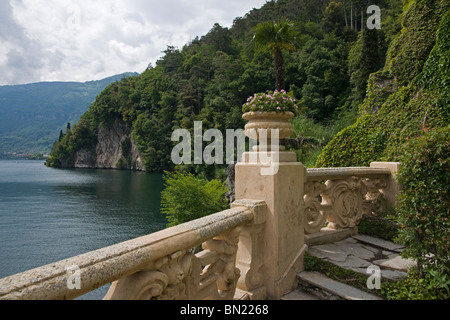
[73,119,145,171]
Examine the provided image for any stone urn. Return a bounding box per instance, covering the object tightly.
[242,111,294,151]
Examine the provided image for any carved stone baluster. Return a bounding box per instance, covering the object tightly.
[363,178,388,216]
[232,201,267,300]
[104,250,193,300]
[105,226,245,300]
[103,270,169,300]
[202,227,241,300]
[304,181,329,234]
[158,251,193,300]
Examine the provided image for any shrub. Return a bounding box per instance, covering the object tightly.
[358,214,399,242]
[395,126,450,279]
[381,268,450,300]
[315,115,387,167]
[160,171,229,227]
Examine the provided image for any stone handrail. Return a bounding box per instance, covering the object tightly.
[0,200,266,300]
[306,167,391,181]
[303,162,401,234]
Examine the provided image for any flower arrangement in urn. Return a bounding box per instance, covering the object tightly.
[242,90,303,150]
[242,90,301,114]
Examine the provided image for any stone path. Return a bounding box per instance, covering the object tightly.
[308,234,415,281]
[283,234,416,300]
[296,271,383,300]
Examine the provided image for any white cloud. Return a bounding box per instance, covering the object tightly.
[0,0,267,85]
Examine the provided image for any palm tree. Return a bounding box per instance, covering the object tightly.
[254,19,299,91]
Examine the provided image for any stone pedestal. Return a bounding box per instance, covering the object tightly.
[235,151,307,299]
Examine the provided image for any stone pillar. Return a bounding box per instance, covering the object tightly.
[235,151,307,300]
[370,162,402,207]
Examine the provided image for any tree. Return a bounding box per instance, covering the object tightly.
[322,1,346,36]
[254,19,299,91]
[160,171,229,227]
[348,28,385,108]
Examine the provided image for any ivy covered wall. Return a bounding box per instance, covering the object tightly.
[316,0,449,167]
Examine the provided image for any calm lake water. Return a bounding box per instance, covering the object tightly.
[0,160,167,299]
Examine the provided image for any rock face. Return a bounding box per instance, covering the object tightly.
[73,119,145,171]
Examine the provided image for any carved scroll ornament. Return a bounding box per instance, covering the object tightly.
[304,176,387,233]
[104,228,241,300]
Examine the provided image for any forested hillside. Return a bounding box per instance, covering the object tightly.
[0,72,138,156]
[317,0,450,167]
[47,0,407,175]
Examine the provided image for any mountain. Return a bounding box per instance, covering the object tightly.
[0,72,139,157]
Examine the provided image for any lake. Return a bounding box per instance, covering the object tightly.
[0,160,167,299]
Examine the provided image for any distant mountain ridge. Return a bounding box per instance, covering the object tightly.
[0,72,139,156]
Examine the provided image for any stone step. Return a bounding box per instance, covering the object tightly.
[296,271,383,300]
[351,234,405,253]
[281,288,320,300]
[307,235,414,281]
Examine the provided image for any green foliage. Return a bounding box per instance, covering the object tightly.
[358,214,400,242]
[347,29,386,108]
[316,114,388,167]
[47,0,404,176]
[254,19,300,91]
[381,268,450,300]
[386,0,450,86]
[292,34,351,122]
[160,171,229,227]
[254,19,298,54]
[321,1,346,36]
[304,253,380,296]
[316,0,449,168]
[395,127,450,278]
[417,9,450,122]
[119,137,132,169]
[290,112,356,167]
[46,114,97,168]
[0,73,137,155]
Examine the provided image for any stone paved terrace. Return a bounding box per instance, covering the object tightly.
[308,233,414,280]
[283,231,416,300]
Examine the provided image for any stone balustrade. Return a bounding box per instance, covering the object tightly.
[0,201,266,300]
[304,162,401,234]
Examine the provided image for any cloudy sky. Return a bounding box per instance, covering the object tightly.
[0,0,268,86]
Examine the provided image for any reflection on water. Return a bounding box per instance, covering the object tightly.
[0,160,167,299]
